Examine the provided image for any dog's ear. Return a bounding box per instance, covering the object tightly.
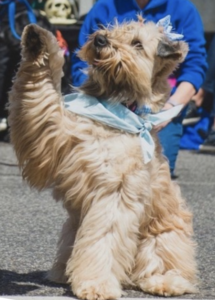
[157,40,188,62]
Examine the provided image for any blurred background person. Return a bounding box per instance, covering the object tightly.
[71,0,207,178]
[192,34,215,151]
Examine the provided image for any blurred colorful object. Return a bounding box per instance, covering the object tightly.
[44,0,77,24]
[0,0,36,39]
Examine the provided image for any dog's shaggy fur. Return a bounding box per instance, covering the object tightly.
[9,19,197,299]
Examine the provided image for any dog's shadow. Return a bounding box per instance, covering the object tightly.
[0,269,75,297]
[0,269,151,298]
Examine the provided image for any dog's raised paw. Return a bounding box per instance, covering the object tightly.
[26,27,42,54]
[21,24,49,60]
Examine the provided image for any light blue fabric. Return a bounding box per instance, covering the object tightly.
[156,15,184,41]
[64,93,183,164]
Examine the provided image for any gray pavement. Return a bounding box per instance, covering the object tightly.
[0,298,209,300]
[0,142,215,299]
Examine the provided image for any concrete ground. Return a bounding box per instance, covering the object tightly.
[0,142,215,299]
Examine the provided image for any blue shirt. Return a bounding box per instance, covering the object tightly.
[71,0,207,91]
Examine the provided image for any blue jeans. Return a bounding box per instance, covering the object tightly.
[158,116,183,176]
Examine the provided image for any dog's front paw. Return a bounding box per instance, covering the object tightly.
[21,24,60,62]
[21,24,48,60]
[72,278,122,300]
[22,24,44,59]
[138,274,197,297]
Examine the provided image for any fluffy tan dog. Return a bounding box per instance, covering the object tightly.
[9,19,197,299]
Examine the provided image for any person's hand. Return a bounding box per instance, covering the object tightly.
[192,88,205,107]
[154,82,195,132]
[154,102,176,132]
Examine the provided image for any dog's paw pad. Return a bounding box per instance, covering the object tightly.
[22,25,46,59]
[26,28,41,51]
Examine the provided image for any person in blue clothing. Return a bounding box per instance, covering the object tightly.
[71,0,207,177]
[192,34,215,151]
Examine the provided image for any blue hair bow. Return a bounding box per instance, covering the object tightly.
[156,15,184,41]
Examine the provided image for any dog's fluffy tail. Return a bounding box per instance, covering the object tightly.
[9,25,72,190]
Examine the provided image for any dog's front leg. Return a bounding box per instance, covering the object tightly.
[9,24,72,189]
[132,161,198,296]
[65,187,141,300]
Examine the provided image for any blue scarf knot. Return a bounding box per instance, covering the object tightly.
[64,93,183,164]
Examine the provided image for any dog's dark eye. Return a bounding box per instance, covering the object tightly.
[131,40,143,49]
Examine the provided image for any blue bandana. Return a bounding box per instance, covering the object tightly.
[64,93,183,164]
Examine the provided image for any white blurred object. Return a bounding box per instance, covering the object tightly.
[78,0,95,17]
[68,0,79,19]
[45,0,77,24]
[0,118,7,132]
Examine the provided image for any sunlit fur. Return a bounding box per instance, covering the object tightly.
[78,18,188,112]
[9,20,197,300]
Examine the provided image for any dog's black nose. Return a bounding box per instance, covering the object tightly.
[94,34,108,47]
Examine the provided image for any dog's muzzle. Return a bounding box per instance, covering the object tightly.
[94,34,108,48]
